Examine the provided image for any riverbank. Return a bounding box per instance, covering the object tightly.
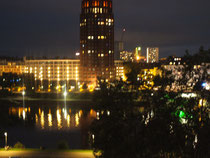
[0,95,95,107]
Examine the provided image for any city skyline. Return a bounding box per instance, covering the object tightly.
[0,0,210,58]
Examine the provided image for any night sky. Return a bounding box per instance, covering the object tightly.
[0,0,210,58]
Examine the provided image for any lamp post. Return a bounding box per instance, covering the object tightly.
[4,132,7,147]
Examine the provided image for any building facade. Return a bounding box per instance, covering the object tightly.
[80,0,115,84]
[24,59,80,81]
[24,59,80,92]
[114,60,124,80]
[0,61,24,76]
[146,47,159,63]
[120,51,134,62]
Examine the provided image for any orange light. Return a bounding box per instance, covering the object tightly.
[87,1,89,7]
[103,1,106,7]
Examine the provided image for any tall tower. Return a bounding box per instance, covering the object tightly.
[80,0,115,84]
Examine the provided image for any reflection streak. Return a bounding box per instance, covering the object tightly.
[9,107,96,131]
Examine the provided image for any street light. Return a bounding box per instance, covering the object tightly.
[4,132,7,147]
[22,91,25,96]
[63,91,67,97]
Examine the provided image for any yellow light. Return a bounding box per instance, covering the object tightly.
[41,111,44,129]
[67,115,70,127]
[48,109,52,127]
[57,109,62,129]
[75,113,79,127]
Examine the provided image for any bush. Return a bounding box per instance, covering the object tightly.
[14,142,25,149]
[57,141,69,150]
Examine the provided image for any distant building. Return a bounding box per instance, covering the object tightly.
[24,59,80,82]
[114,60,124,80]
[115,41,124,59]
[134,47,142,61]
[0,61,24,76]
[146,47,159,63]
[80,0,115,84]
[24,59,80,92]
[120,51,133,62]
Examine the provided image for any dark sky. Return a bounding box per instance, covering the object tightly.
[0,0,210,58]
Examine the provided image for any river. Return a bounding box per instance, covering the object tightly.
[0,101,96,149]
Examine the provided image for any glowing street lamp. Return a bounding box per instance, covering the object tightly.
[22,91,25,96]
[4,132,7,147]
[63,91,67,97]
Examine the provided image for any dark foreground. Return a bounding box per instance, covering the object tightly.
[0,150,94,158]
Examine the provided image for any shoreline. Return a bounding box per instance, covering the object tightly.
[0,96,95,107]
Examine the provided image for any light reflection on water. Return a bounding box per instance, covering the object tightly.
[9,106,97,131]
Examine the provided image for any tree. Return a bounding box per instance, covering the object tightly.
[57,140,69,150]
[14,142,25,149]
[90,80,210,158]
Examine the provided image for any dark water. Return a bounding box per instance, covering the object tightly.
[0,102,96,149]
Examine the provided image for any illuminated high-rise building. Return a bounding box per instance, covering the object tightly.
[146,47,159,63]
[80,0,115,84]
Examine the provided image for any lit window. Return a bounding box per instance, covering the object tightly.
[88,36,94,39]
